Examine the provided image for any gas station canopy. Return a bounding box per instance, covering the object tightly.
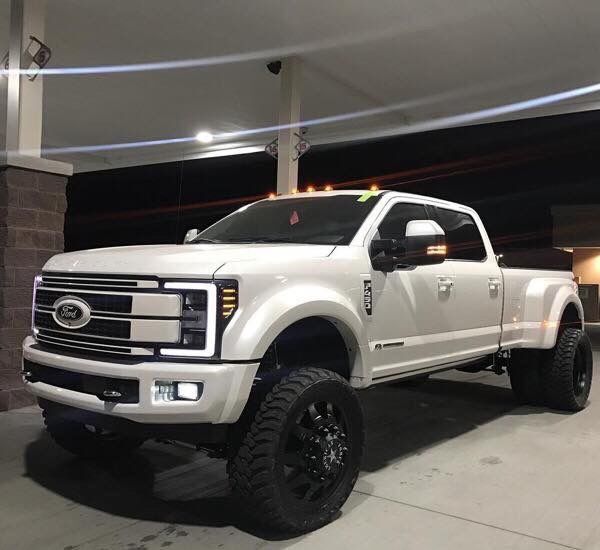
[2,0,600,172]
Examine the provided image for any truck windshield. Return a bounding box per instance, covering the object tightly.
[191,194,382,245]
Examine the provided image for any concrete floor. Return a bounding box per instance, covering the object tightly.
[2,326,600,550]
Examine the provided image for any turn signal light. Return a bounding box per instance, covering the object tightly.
[427,245,447,255]
[221,287,238,319]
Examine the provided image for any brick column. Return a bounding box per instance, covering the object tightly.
[0,166,67,410]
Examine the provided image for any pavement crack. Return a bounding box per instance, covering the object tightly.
[352,489,581,550]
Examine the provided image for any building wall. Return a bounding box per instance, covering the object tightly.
[573,249,600,284]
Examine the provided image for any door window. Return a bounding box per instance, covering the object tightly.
[376,203,429,241]
[433,207,486,261]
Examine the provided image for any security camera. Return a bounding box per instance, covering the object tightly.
[267,60,282,76]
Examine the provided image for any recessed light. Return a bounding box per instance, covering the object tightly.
[195,131,214,143]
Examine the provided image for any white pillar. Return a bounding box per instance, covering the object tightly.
[276,57,301,195]
[6,0,46,157]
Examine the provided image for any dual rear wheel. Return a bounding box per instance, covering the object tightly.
[509,328,593,411]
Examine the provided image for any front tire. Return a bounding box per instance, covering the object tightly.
[542,328,593,411]
[43,408,144,459]
[229,367,364,533]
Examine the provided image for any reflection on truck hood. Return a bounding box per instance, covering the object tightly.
[44,243,337,278]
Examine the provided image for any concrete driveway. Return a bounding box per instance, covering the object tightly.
[1,326,599,550]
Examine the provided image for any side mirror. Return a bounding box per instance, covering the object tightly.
[183,228,199,244]
[404,220,446,265]
[370,220,446,273]
[370,238,402,273]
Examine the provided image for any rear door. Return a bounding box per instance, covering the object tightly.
[430,206,503,360]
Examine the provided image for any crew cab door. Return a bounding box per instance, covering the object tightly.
[366,200,457,379]
[429,206,503,360]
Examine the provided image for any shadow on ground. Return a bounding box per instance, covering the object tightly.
[24,371,547,541]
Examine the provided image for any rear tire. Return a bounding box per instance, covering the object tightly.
[43,408,144,459]
[229,367,364,533]
[541,328,593,411]
[509,349,544,405]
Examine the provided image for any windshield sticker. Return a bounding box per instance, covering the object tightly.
[357,191,376,202]
[289,210,300,225]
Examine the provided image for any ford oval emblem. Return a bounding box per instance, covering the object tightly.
[52,296,92,329]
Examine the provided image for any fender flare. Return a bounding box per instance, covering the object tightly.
[541,288,584,348]
[224,284,368,379]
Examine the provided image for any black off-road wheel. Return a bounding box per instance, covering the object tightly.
[508,349,544,405]
[229,367,364,533]
[542,328,593,411]
[43,408,144,459]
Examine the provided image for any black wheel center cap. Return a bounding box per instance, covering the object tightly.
[304,425,347,479]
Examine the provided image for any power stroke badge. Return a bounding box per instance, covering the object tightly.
[363,280,372,315]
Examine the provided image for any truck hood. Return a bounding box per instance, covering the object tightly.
[44,243,336,278]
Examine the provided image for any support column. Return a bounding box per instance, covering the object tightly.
[276,57,302,195]
[1,0,71,411]
[6,0,46,156]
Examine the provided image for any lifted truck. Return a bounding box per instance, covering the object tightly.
[23,190,592,532]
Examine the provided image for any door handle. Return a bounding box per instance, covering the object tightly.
[437,276,454,293]
[488,278,501,294]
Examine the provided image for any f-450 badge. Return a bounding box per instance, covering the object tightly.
[363,280,372,315]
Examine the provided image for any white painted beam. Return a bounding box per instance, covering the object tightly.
[4,0,72,175]
[7,0,46,156]
[276,57,301,195]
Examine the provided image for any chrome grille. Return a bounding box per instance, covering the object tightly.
[35,288,132,313]
[41,272,159,291]
[34,272,184,357]
[34,311,131,339]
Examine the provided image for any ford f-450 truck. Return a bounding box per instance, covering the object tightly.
[22,190,592,532]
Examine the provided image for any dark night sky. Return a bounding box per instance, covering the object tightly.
[66,110,600,268]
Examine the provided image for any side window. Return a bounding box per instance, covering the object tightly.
[434,207,487,261]
[376,203,428,240]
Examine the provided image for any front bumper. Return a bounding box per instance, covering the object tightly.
[22,336,259,424]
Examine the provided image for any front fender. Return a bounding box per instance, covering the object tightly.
[221,283,367,369]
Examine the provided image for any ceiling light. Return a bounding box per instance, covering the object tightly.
[195,131,214,144]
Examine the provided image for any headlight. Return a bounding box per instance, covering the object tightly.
[159,280,238,358]
[160,282,217,357]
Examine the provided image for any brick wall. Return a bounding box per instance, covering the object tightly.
[0,166,67,410]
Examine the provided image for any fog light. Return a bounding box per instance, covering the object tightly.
[176,382,201,401]
[154,381,176,402]
[153,381,203,402]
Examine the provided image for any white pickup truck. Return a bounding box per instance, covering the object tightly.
[23,190,592,532]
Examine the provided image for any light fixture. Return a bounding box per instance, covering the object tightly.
[153,381,203,402]
[324,184,333,191]
[306,185,315,193]
[370,184,379,191]
[195,131,214,144]
[268,192,276,199]
[161,282,216,357]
